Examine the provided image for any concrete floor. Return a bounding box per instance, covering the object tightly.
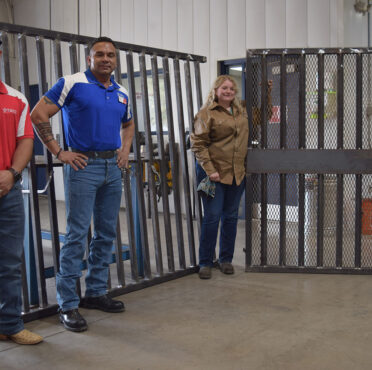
[2,197,372,369]
[1,267,372,369]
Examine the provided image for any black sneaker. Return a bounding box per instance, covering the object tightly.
[59,309,88,332]
[80,294,125,313]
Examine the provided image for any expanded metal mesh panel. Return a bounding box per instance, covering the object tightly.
[246,48,372,273]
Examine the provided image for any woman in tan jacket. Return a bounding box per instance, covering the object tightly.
[191,75,271,279]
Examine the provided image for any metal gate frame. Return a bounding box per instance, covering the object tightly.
[0,22,205,322]
[245,48,372,274]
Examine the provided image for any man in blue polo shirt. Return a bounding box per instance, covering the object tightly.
[31,37,134,332]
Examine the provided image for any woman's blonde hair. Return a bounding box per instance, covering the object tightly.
[203,75,244,114]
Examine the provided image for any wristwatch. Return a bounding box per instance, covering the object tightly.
[8,168,22,183]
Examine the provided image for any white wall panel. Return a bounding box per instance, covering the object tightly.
[134,0,148,45]
[210,0,228,83]
[162,0,178,50]
[265,0,286,48]
[177,0,193,53]
[105,0,122,41]
[79,0,99,37]
[14,0,49,27]
[148,0,162,48]
[330,0,344,47]
[286,0,307,47]
[120,0,134,43]
[193,0,210,101]
[227,0,246,58]
[343,0,367,47]
[246,0,266,48]
[308,0,330,47]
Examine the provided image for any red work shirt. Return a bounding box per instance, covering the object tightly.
[0,80,34,170]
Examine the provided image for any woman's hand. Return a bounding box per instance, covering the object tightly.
[209,172,221,182]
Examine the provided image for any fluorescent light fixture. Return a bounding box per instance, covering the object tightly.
[230,66,243,71]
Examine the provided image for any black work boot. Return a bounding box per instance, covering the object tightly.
[80,294,125,313]
[59,309,88,332]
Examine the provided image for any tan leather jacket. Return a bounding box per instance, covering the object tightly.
[191,102,248,186]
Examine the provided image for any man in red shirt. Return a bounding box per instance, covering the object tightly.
[0,41,42,345]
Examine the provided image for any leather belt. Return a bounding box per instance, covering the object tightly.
[71,148,117,159]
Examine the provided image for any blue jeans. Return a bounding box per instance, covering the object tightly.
[57,156,122,311]
[0,181,25,335]
[196,163,245,267]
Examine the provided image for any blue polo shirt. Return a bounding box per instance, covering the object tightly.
[45,69,132,151]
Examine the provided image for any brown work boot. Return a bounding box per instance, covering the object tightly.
[220,262,234,275]
[0,329,43,345]
[198,266,212,279]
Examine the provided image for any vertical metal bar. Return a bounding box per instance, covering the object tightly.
[126,51,152,279]
[245,50,254,268]
[317,51,325,267]
[36,36,62,280]
[20,253,30,313]
[193,60,203,239]
[162,56,186,269]
[355,53,363,268]
[122,168,139,281]
[18,33,48,306]
[115,49,122,84]
[336,51,344,267]
[69,41,78,73]
[52,39,67,150]
[279,52,287,266]
[139,52,163,276]
[185,58,202,237]
[0,31,11,84]
[84,44,89,70]
[114,217,125,286]
[151,55,175,272]
[260,55,268,266]
[173,58,196,267]
[194,61,203,110]
[298,52,306,266]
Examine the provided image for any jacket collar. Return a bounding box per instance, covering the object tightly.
[209,101,233,115]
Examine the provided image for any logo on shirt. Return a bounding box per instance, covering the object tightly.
[118,94,127,105]
[2,107,17,114]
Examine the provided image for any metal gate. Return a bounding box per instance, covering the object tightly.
[0,22,204,321]
[245,48,372,274]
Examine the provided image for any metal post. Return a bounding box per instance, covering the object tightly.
[298,52,306,267]
[173,58,196,267]
[184,58,202,237]
[163,56,186,269]
[122,168,139,281]
[279,52,287,266]
[139,52,163,276]
[336,51,344,267]
[260,54,268,266]
[317,51,325,267]
[355,52,363,268]
[151,55,175,273]
[36,36,61,280]
[126,51,152,279]
[19,33,48,307]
